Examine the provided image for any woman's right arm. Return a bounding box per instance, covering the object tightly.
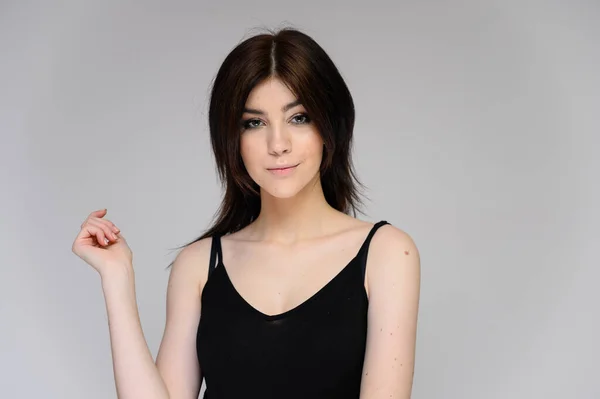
[72,209,210,399]
[101,238,210,399]
[155,238,211,398]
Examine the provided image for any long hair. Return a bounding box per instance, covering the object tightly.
[167,27,365,268]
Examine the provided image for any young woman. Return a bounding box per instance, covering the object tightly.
[72,28,420,399]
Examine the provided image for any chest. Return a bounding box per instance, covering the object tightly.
[218,234,368,317]
[197,262,369,397]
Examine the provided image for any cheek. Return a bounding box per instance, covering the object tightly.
[240,138,258,169]
[240,138,269,186]
[305,134,324,165]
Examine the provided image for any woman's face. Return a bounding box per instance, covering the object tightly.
[240,77,323,199]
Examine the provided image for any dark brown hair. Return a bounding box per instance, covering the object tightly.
[167,27,365,267]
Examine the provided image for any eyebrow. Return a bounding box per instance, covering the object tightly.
[243,99,302,115]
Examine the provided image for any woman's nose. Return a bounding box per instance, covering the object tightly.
[267,126,291,155]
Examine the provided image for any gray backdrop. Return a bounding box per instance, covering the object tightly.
[1,0,598,398]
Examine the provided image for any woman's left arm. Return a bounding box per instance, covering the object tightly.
[360,225,421,399]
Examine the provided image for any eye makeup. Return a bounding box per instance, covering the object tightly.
[240,113,311,131]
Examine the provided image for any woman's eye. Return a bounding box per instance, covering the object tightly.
[242,119,264,130]
[241,114,310,130]
[291,113,310,124]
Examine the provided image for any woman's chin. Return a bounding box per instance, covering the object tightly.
[259,181,309,200]
[261,187,302,200]
[256,172,321,200]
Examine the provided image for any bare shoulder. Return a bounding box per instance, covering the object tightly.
[372,223,419,257]
[366,223,421,282]
[169,236,214,293]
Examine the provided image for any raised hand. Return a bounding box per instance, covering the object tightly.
[72,208,133,279]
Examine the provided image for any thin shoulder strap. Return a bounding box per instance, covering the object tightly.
[358,220,390,282]
[208,234,223,278]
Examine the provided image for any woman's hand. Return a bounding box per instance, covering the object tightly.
[72,209,133,279]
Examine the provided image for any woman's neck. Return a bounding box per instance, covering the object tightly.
[251,178,340,244]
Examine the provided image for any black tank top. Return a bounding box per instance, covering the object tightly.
[196,221,389,399]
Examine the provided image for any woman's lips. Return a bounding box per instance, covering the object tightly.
[267,164,298,176]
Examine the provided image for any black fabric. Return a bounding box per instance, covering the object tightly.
[196,221,389,399]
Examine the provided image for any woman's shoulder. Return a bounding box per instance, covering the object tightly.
[170,236,217,290]
[369,220,417,252]
[338,215,403,238]
[365,220,420,273]
[338,215,417,259]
